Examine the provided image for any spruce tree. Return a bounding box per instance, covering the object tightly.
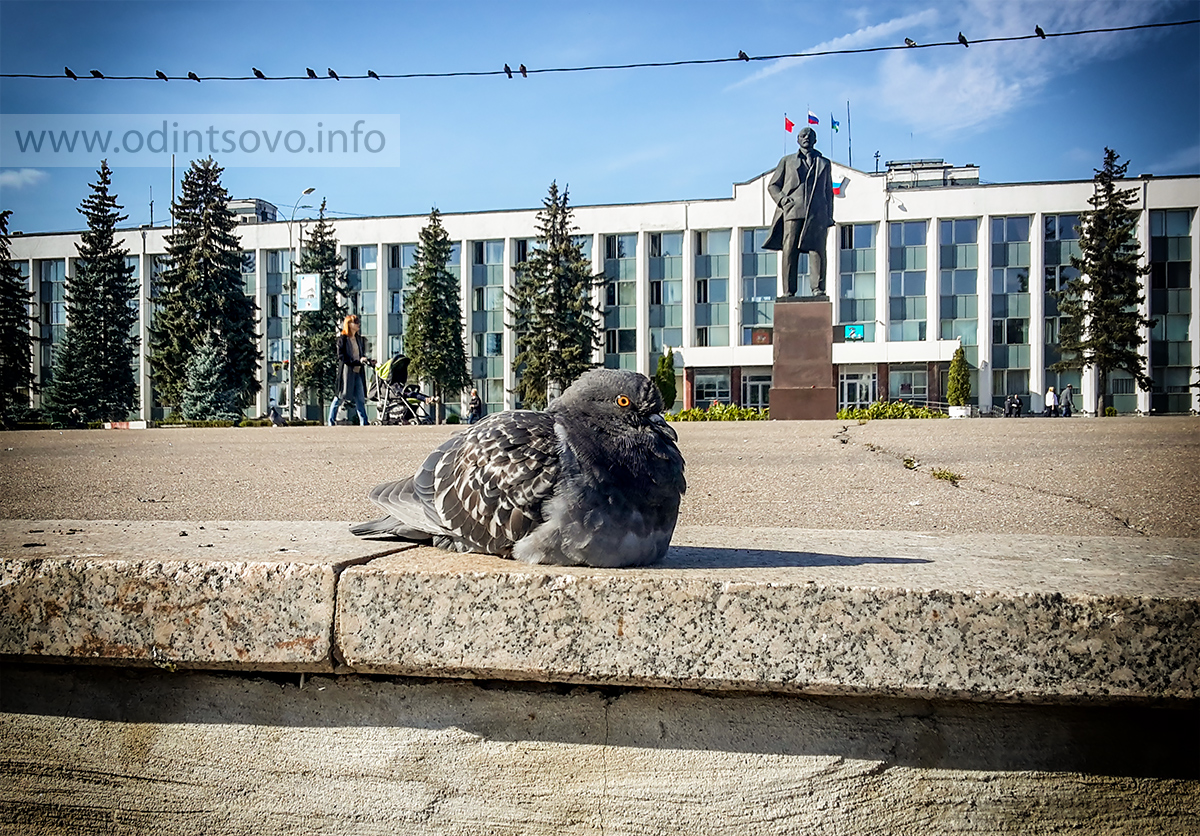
[0,210,35,425]
[42,161,139,424]
[655,347,677,409]
[404,208,470,420]
[1052,148,1154,415]
[509,182,601,409]
[150,157,260,414]
[292,199,348,412]
[181,332,241,421]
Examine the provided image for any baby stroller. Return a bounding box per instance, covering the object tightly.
[369,354,435,425]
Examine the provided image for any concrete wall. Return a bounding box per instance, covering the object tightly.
[4,664,1197,836]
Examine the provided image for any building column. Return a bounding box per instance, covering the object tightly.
[635,230,649,377]
[683,366,695,410]
[1029,212,1046,411]
[977,217,994,409]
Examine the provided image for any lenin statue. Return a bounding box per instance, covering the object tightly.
[764,127,834,296]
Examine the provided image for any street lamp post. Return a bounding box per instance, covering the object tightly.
[286,187,316,421]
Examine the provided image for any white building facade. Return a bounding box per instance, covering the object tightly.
[8,161,1199,419]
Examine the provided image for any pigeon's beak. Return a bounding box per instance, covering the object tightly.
[648,412,677,442]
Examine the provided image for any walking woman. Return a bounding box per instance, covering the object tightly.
[328,314,372,425]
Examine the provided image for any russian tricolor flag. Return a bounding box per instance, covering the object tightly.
[833,176,849,197]
[807,110,819,125]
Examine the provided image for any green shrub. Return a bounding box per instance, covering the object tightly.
[445,414,461,424]
[1104,406,1118,417]
[836,401,948,420]
[668,403,769,421]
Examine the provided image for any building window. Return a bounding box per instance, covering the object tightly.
[470,240,505,409]
[741,227,781,345]
[888,220,927,341]
[889,365,928,402]
[839,223,876,341]
[695,370,731,404]
[990,215,1031,409]
[1149,208,1194,413]
[1043,214,1082,393]
[648,232,683,361]
[938,218,979,364]
[604,234,638,370]
[694,230,730,348]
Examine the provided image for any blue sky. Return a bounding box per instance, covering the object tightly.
[1,0,1197,233]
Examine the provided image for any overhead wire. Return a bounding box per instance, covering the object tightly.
[1,18,1196,81]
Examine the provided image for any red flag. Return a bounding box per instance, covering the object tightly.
[784,115,795,132]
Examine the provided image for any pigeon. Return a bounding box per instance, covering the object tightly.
[351,369,686,568]
[519,64,528,78]
[904,37,917,47]
[738,50,750,61]
[367,69,380,80]
[187,71,201,82]
[156,69,168,81]
[306,67,318,79]
[1035,25,1046,39]
[958,32,969,47]
[504,63,513,78]
[328,67,339,80]
[64,66,77,80]
[90,69,104,78]
[253,67,266,79]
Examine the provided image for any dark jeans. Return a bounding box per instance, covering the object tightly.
[329,373,369,425]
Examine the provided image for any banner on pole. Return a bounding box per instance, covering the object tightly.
[296,273,322,311]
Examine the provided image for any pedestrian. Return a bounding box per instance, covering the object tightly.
[1061,384,1075,418]
[467,388,483,424]
[328,314,372,426]
[1044,386,1059,418]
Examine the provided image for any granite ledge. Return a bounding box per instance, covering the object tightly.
[3,521,1198,703]
[0,520,410,672]
[334,528,1200,704]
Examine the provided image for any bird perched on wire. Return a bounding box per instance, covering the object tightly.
[904,37,917,47]
[958,32,969,47]
[351,369,686,568]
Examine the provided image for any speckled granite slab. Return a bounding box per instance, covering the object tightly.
[336,527,1200,703]
[0,521,407,671]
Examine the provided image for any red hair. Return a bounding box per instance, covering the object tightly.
[340,315,359,335]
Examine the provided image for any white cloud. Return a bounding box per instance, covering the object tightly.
[729,8,940,90]
[1145,143,1200,175]
[730,0,1186,136]
[872,0,1184,135]
[0,168,47,189]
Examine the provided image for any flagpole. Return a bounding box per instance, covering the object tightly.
[847,101,853,170]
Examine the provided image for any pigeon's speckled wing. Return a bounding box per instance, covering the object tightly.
[364,410,563,555]
[431,411,563,553]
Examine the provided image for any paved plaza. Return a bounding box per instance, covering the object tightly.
[1,415,1196,539]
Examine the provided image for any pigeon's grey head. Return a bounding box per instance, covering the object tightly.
[551,369,669,431]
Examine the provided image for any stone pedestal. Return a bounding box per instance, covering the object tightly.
[770,296,836,420]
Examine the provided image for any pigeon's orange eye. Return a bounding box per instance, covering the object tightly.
[616,395,631,408]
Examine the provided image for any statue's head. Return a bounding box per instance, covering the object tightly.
[797,127,817,152]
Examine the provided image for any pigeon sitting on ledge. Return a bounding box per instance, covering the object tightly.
[352,369,686,567]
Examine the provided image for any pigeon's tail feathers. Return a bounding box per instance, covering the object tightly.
[351,515,407,538]
[366,475,449,539]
